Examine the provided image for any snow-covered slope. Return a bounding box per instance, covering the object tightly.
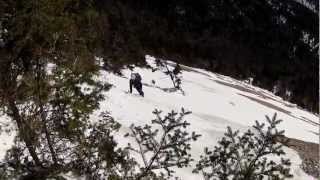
[294,0,318,12]
[0,55,318,179]
[97,55,318,180]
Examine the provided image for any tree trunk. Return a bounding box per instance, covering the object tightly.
[8,99,42,167]
[36,57,58,165]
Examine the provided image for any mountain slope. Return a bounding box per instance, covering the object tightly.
[96,55,317,179]
[95,0,318,113]
[0,55,318,179]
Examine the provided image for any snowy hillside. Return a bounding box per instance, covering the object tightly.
[294,0,318,12]
[100,55,318,180]
[0,55,318,179]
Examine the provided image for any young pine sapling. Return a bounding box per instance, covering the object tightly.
[154,58,183,90]
[193,113,292,180]
[125,108,201,179]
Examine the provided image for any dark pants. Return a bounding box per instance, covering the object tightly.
[130,79,144,97]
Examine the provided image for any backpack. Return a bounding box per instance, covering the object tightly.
[131,73,141,81]
[135,73,142,81]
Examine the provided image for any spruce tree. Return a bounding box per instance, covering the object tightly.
[154,58,183,92]
[124,108,201,179]
[0,0,124,179]
[193,113,292,180]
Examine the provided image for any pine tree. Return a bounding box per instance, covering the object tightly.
[193,113,292,180]
[0,0,123,179]
[154,58,183,91]
[124,108,201,179]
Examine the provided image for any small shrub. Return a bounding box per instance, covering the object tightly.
[193,113,292,180]
[154,58,183,90]
[125,108,201,179]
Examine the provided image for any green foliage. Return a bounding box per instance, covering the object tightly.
[193,113,292,180]
[154,58,183,91]
[0,0,118,179]
[1,1,104,84]
[125,108,201,179]
[1,0,318,112]
[0,0,313,179]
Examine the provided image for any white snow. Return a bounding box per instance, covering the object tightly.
[77,82,95,95]
[46,63,57,75]
[0,55,318,180]
[294,0,318,12]
[0,114,15,160]
[96,55,318,180]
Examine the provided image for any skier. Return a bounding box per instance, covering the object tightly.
[129,72,144,97]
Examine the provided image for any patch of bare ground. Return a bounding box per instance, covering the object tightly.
[280,137,319,178]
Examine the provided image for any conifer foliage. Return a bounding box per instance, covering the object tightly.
[193,113,292,180]
[0,0,119,179]
[154,58,183,90]
[0,1,299,179]
[125,108,201,179]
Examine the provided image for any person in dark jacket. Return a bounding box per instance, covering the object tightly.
[129,72,144,97]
